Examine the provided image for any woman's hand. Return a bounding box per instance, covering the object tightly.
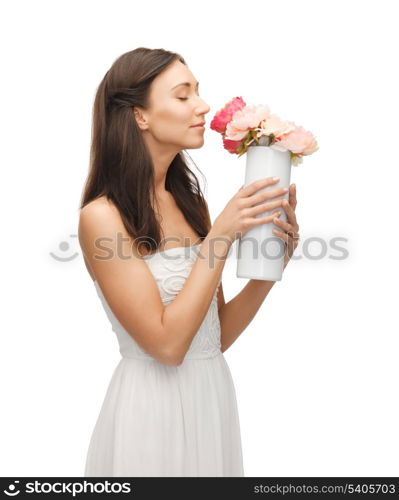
[272,184,300,267]
[212,176,288,244]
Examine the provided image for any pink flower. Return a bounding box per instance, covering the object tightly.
[271,125,318,155]
[257,115,296,140]
[225,104,271,141]
[210,96,318,164]
[210,96,246,134]
[222,136,242,154]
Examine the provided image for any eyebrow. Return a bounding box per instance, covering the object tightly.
[171,81,200,91]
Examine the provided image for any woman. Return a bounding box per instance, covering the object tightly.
[79,47,299,477]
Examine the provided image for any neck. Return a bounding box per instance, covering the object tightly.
[141,131,181,196]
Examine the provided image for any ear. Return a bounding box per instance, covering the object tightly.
[133,107,148,131]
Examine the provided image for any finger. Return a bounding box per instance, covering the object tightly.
[273,215,293,232]
[272,228,290,245]
[274,211,300,241]
[239,177,279,198]
[246,197,285,216]
[289,184,297,210]
[246,211,280,228]
[245,185,288,207]
[272,229,300,250]
[282,199,299,230]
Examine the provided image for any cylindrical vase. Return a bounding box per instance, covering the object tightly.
[236,141,291,281]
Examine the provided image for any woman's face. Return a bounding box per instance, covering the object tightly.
[135,59,210,152]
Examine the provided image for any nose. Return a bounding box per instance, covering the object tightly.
[196,97,210,116]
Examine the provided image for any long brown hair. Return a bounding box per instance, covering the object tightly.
[79,47,211,253]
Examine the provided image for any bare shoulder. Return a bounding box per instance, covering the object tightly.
[80,195,118,218]
[77,196,177,365]
[78,196,137,259]
[79,196,123,233]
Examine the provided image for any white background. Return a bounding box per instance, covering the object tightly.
[1,0,398,477]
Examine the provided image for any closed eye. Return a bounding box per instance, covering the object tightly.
[177,93,200,101]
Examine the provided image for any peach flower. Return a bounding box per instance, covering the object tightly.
[210,96,318,163]
[271,125,319,155]
[225,104,271,141]
[257,115,296,140]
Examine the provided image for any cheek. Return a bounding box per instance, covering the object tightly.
[152,106,191,136]
[159,103,188,122]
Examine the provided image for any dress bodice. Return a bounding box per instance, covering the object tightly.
[93,244,222,361]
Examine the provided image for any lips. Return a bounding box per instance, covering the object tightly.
[190,122,205,127]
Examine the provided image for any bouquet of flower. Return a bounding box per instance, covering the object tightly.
[210,96,318,165]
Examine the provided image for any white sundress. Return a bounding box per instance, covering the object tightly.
[84,243,244,477]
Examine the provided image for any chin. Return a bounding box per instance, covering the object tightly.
[186,138,205,150]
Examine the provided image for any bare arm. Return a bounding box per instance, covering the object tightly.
[217,253,299,352]
[216,181,298,353]
[79,200,230,366]
[166,176,292,359]
[160,236,230,363]
[218,279,277,353]
[79,177,288,366]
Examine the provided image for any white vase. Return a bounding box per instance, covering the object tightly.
[236,138,292,281]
